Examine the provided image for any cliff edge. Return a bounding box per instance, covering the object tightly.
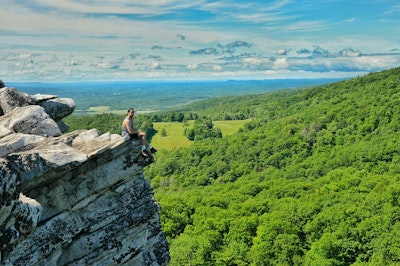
[0,81,170,265]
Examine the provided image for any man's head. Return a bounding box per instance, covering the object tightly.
[127,108,135,117]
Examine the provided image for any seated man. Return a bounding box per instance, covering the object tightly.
[121,108,157,157]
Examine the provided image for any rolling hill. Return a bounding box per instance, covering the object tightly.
[62,67,400,265]
[145,67,400,265]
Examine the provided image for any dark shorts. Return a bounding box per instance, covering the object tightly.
[130,133,139,139]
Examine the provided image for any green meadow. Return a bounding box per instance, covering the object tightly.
[151,119,251,150]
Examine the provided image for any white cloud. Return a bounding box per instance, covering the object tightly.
[284,20,327,32]
[26,0,196,15]
[5,53,37,61]
[344,17,356,23]
[64,59,83,66]
[339,48,361,57]
[94,62,120,69]
[273,58,289,70]
[151,62,162,70]
[242,57,262,65]
[276,48,291,56]
[186,64,199,70]
[384,3,400,15]
[213,65,223,71]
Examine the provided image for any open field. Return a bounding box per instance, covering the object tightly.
[88,106,111,113]
[214,119,252,136]
[151,121,193,150]
[151,119,251,150]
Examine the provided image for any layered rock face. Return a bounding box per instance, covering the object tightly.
[0,81,169,265]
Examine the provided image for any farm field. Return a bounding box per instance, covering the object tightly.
[151,119,251,150]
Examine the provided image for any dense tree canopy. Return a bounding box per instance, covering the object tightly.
[65,67,400,265]
[184,117,222,141]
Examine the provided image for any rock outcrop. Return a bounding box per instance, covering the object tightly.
[0,83,169,265]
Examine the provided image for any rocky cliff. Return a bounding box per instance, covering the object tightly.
[0,81,170,265]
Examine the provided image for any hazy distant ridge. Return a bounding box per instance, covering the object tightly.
[10,78,343,114]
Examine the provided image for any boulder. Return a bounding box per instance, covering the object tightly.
[0,87,34,115]
[0,105,62,137]
[0,86,75,132]
[39,97,75,121]
[30,93,58,104]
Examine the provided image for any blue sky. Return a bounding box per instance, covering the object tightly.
[1,0,399,82]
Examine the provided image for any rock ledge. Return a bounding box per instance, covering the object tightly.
[0,82,169,265]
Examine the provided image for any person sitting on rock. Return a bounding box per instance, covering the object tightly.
[121,108,157,157]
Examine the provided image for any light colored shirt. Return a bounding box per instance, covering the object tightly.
[121,117,134,137]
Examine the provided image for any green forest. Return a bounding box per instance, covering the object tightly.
[64,67,400,265]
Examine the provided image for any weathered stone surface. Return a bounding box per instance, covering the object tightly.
[0,105,62,137]
[56,120,69,133]
[0,88,34,115]
[0,86,169,265]
[39,97,75,121]
[0,133,46,157]
[30,93,58,104]
[0,159,42,258]
[0,87,76,134]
